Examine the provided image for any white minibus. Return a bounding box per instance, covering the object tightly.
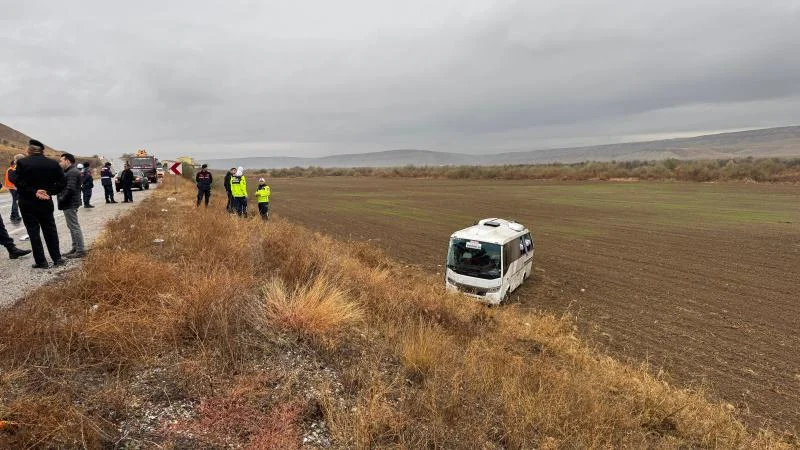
[445,218,534,305]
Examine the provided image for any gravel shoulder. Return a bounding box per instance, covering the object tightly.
[1,183,157,308]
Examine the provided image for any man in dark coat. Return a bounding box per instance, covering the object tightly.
[58,153,86,258]
[100,162,116,203]
[13,139,66,269]
[120,162,134,203]
[224,167,235,213]
[81,161,95,208]
[195,163,213,207]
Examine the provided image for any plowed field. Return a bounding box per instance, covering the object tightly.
[268,177,800,432]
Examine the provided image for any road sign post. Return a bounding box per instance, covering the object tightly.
[169,162,183,193]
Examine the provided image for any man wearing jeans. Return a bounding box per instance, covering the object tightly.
[57,153,86,258]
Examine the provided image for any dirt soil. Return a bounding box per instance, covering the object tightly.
[266,176,800,433]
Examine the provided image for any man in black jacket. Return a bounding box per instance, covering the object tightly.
[195,164,213,207]
[14,139,66,269]
[58,153,86,258]
[120,163,134,203]
[81,161,95,208]
[224,167,235,213]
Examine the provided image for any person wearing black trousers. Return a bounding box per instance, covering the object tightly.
[13,139,67,269]
[100,162,116,203]
[120,163,134,203]
[195,164,213,207]
[224,167,235,213]
[81,162,95,208]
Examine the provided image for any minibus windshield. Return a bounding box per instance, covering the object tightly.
[446,238,501,280]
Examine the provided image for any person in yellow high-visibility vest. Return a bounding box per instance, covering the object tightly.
[229,167,248,217]
[254,177,271,220]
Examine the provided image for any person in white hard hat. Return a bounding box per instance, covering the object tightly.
[254,177,271,220]
[229,167,248,217]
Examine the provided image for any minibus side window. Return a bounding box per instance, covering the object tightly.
[504,240,522,273]
[503,242,513,273]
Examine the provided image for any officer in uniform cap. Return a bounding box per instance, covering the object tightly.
[100,161,116,203]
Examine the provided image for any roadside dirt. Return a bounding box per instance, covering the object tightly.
[269,177,800,433]
[0,184,156,308]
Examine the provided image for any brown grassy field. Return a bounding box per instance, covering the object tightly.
[264,176,800,434]
[0,179,793,447]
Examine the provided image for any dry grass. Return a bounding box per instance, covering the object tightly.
[260,278,364,347]
[0,179,794,448]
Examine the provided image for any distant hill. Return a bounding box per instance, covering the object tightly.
[0,123,98,175]
[0,123,64,154]
[206,125,800,170]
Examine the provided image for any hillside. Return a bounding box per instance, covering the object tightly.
[0,123,99,175]
[206,125,800,170]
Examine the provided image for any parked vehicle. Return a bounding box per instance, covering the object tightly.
[445,218,534,305]
[115,169,150,191]
[130,149,159,183]
[156,167,164,179]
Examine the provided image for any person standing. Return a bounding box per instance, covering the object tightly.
[224,167,235,213]
[100,162,116,203]
[57,153,86,258]
[13,139,66,269]
[195,164,213,207]
[4,154,24,224]
[120,163,134,203]
[1,173,32,260]
[254,177,271,220]
[81,161,95,208]
[230,167,248,217]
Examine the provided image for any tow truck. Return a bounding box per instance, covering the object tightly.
[129,149,159,183]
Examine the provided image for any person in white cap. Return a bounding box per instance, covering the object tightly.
[229,167,248,217]
[254,177,271,220]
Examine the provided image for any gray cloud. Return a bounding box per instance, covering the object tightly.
[1,0,799,159]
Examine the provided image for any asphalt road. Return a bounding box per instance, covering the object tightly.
[0,182,156,308]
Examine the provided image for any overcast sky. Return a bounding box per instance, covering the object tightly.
[2,0,799,160]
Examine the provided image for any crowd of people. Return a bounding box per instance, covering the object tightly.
[198,164,270,220]
[2,143,273,269]
[0,139,91,268]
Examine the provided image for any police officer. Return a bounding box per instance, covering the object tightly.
[100,162,116,203]
[14,139,67,269]
[223,167,235,213]
[230,167,248,217]
[81,161,95,208]
[254,177,271,220]
[195,163,213,207]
